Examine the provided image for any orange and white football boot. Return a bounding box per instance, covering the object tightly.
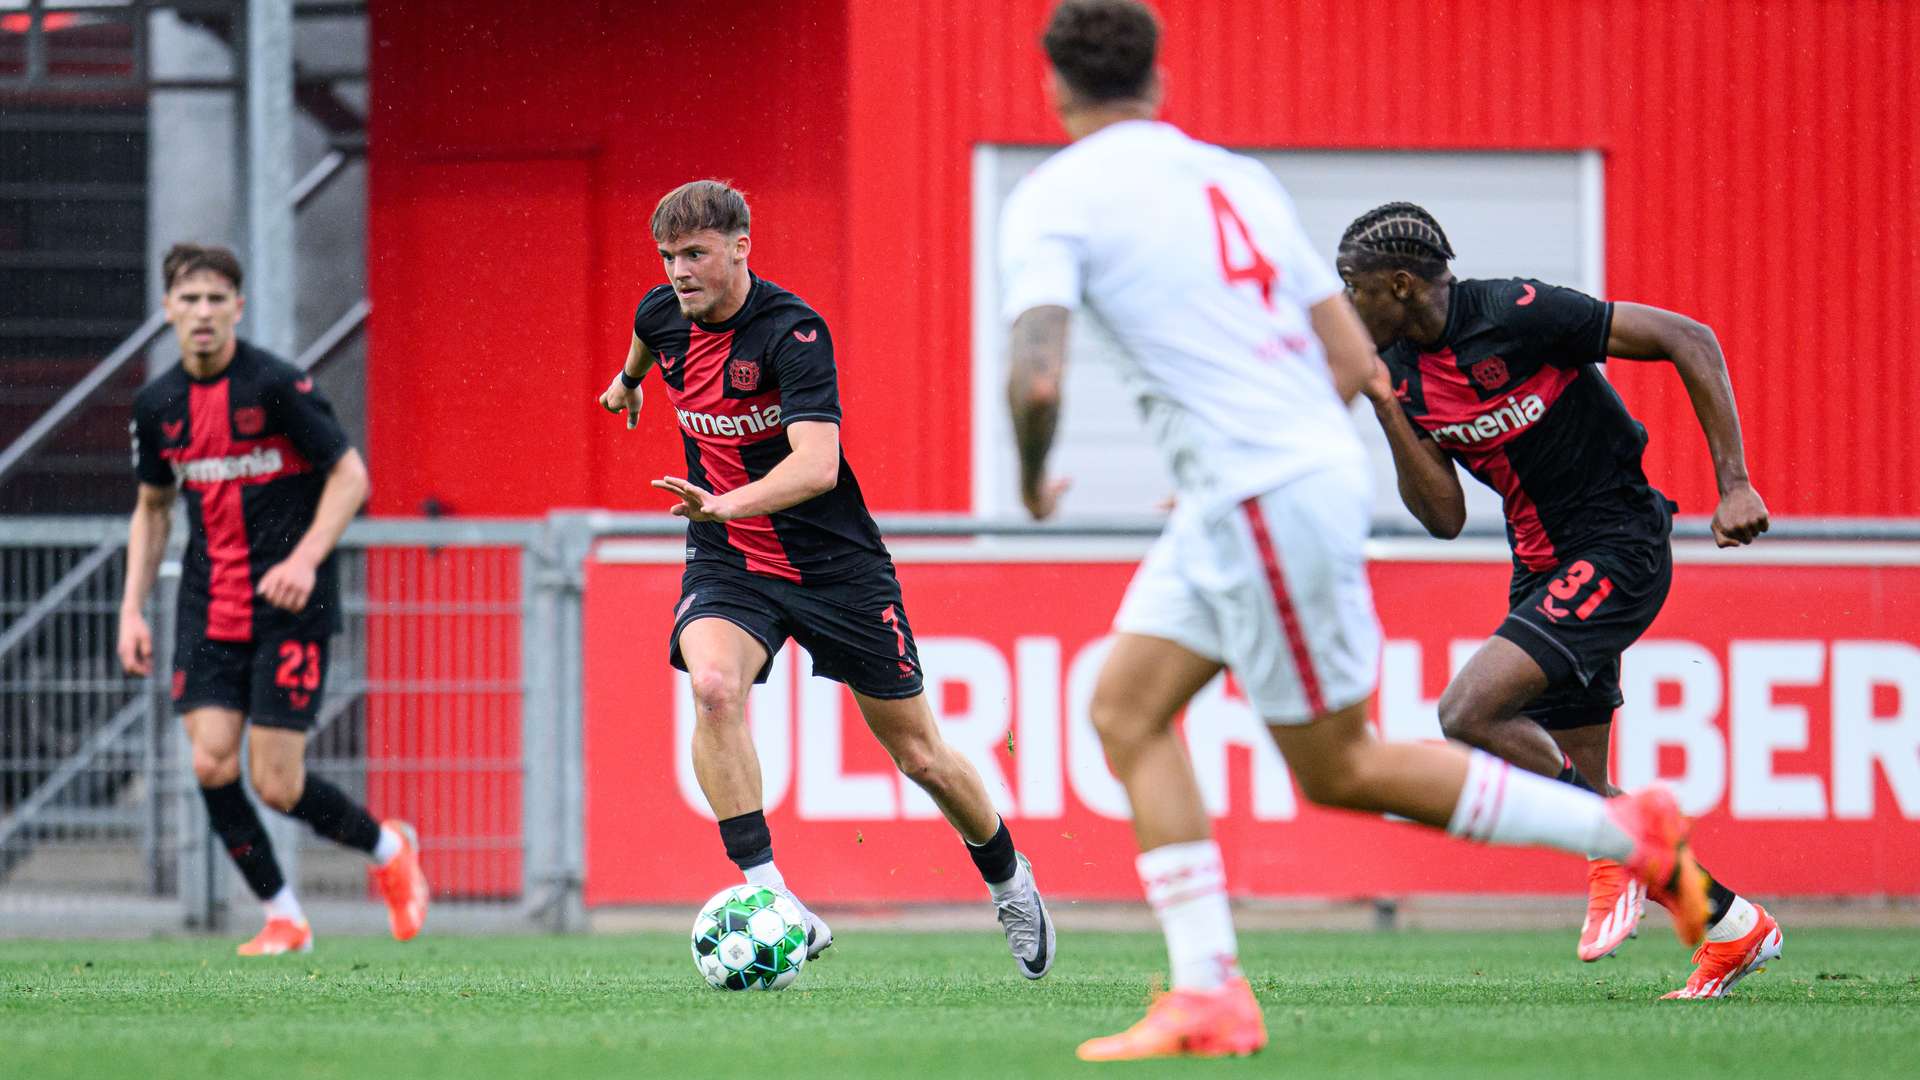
[1662,902,1784,999]
[371,820,430,942]
[1076,977,1267,1062]
[1577,857,1647,961]
[236,916,312,956]
[1604,786,1708,947]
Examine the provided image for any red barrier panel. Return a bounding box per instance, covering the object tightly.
[583,542,1920,905]
[365,546,524,899]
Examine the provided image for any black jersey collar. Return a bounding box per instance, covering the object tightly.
[691,274,762,334]
[179,339,251,384]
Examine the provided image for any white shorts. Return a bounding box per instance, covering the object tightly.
[1113,463,1381,724]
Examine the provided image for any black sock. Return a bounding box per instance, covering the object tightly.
[199,781,286,900]
[285,776,381,854]
[1554,756,1600,794]
[717,810,774,872]
[1702,868,1738,926]
[965,818,1019,886]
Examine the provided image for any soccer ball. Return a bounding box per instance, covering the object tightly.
[690,885,809,991]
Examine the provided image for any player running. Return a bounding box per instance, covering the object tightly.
[119,244,427,955]
[1339,202,1782,999]
[1005,2,1716,1059]
[598,180,1054,979]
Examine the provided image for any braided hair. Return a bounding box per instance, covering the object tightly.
[1338,202,1456,281]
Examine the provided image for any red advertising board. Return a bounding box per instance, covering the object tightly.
[582,541,1920,905]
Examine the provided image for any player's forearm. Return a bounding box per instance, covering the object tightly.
[1006,306,1070,499]
[1310,295,1377,404]
[1668,327,1753,495]
[1010,396,1059,501]
[121,499,172,614]
[1371,400,1466,538]
[291,450,369,567]
[711,453,839,520]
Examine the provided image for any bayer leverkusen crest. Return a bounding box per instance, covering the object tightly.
[728,358,760,392]
[233,406,266,436]
[1470,356,1509,391]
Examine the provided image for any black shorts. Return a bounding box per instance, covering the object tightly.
[669,561,924,699]
[172,628,330,732]
[1494,536,1672,731]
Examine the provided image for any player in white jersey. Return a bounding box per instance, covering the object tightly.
[1004,1,1713,1063]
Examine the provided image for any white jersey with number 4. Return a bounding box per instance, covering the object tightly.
[999,120,1365,512]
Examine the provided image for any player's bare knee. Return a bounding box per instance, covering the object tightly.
[891,741,943,788]
[1436,684,1491,746]
[1089,693,1155,753]
[687,667,747,722]
[191,745,238,787]
[250,768,302,813]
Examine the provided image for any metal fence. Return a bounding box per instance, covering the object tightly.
[0,516,579,935]
[5,510,1918,937]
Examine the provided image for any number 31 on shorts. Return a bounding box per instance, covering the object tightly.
[1537,560,1614,622]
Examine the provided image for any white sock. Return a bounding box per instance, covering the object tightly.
[264,884,304,922]
[1137,839,1241,991]
[1706,895,1758,942]
[1447,750,1634,861]
[372,825,405,867]
[744,860,786,890]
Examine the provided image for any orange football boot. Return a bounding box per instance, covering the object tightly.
[371,820,429,941]
[1076,977,1267,1062]
[1605,786,1708,946]
[236,916,312,956]
[1577,858,1647,961]
[1663,902,1784,1000]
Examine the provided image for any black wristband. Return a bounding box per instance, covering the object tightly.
[617,369,641,389]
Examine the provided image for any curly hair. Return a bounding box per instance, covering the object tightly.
[1042,0,1160,103]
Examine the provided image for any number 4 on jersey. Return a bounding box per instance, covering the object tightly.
[1206,184,1279,310]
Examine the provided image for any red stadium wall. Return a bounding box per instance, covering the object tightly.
[369,0,1920,519]
[365,0,852,515]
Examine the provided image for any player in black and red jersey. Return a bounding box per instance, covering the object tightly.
[119,245,427,955]
[1338,203,1781,998]
[597,181,1054,978]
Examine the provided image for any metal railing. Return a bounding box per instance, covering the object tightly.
[0,144,368,495]
[2,509,1913,936]
[0,516,572,934]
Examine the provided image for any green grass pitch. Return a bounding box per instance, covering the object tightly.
[4,928,1918,1079]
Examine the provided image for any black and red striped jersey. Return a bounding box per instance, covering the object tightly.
[1381,278,1670,570]
[131,342,350,641]
[633,274,890,584]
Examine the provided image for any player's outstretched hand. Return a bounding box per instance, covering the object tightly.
[1021,477,1071,521]
[258,554,317,613]
[1711,483,1770,547]
[117,608,152,676]
[600,374,643,430]
[653,476,731,523]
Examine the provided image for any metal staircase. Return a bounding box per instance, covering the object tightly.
[0,1,370,902]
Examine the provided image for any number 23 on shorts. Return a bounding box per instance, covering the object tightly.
[1537,560,1614,622]
[275,641,322,691]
